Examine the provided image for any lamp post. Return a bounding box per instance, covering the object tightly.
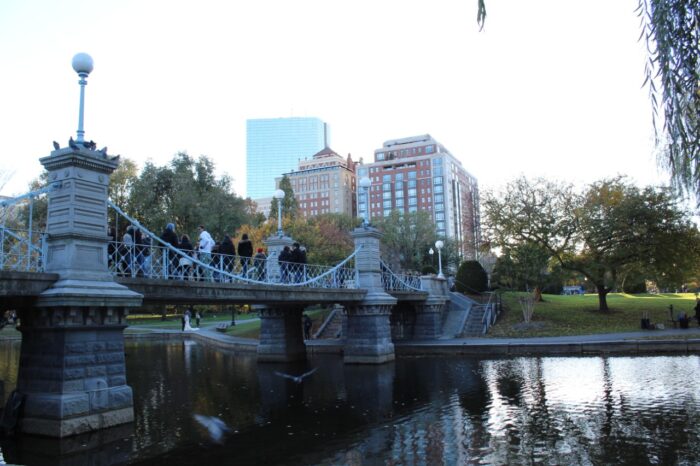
[71,53,94,143]
[429,247,434,270]
[359,176,371,226]
[435,240,444,279]
[273,189,285,237]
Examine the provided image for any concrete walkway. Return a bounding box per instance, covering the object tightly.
[125,323,700,357]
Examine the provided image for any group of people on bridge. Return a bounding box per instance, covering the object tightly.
[109,222,308,283]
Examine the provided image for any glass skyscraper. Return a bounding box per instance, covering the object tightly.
[246,117,329,200]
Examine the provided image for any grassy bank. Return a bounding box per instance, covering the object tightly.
[126,306,332,339]
[489,292,700,338]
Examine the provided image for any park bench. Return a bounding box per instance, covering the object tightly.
[215,323,229,333]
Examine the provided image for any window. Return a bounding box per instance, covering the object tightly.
[408,171,417,179]
[395,181,403,190]
[376,152,385,161]
[395,189,404,198]
[395,173,404,181]
[383,200,392,208]
[435,212,445,221]
[383,191,392,200]
[435,194,443,203]
[384,209,392,217]
[434,176,443,185]
[408,188,417,197]
[434,185,443,193]
[426,145,434,154]
[435,203,444,211]
[436,221,445,230]
[408,180,417,188]
[396,198,404,207]
[408,206,418,213]
[383,174,392,182]
[408,197,417,206]
[383,183,392,191]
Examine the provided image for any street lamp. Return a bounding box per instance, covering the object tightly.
[429,247,434,270]
[71,53,94,143]
[273,189,285,237]
[359,176,371,226]
[435,240,444,279]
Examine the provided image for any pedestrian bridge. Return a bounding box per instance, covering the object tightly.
[0,145,448,439]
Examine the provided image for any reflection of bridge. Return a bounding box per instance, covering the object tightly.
[0,141,452,439]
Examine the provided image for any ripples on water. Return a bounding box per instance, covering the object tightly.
[0,340,699,465]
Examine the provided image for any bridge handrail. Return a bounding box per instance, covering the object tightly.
[0,183,59,209]
[480,292,501,335]
[107,200,359,288]
[379,260,422,291]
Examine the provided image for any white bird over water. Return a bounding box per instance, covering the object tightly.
[274,367,318,383]
[193,414,231,444]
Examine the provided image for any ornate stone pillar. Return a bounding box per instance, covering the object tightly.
[345,227,397,364]
[15,146,142,437]
[256,304,306,362]
[263,234,294,283]
[414,275,448,339]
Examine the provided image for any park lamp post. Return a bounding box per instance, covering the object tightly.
[359,176,371,226]
[435,240,445,279]
[72,53,94,143]
[273,189,285,237]
[429,247,434,270]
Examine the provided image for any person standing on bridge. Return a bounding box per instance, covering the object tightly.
[253,248,267,281]
[160,223,180,278]
[218,235,236,278]
[237,233,253,277]
[197,225,215,281]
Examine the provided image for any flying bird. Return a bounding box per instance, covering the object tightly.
[274,367,318,383]
[193,414,231,444]
[52,141,60,150]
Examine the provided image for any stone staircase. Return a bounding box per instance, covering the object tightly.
[461,304,487,337]
[440,292,476,339]
[315,306,345,339]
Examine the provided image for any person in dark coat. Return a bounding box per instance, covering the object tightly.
[237,233,253,276]
[179,234,194,279]
[303,313,312,340]
[253,248,267,281]
[218,235,236,275]
[290,242,307,282]
[160,223,179,277]
[278,245,292,283]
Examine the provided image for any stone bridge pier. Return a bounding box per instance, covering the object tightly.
[14,146,142,437]
[344,227,397,364]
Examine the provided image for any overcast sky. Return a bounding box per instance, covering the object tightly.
[0,0,665,199]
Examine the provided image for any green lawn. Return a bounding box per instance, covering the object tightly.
[127,306,333,339]
[488,292,700,338]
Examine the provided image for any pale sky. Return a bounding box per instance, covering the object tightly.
[0,0,664,199]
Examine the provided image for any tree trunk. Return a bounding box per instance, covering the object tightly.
[533,287,544,302]
[597,289,609,311]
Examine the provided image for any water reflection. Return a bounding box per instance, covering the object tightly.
[0,340,698,465]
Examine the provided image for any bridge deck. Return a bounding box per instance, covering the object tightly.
[0,272,431,307]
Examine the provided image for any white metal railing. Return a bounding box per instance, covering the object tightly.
[379,260,422,291]
[0,228,45,272]
[108,238,357,288]
[480,292,501,335]
[0,185,57,273]
[107,201,358,288]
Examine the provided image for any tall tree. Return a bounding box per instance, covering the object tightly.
[483,176,700,311]
[128,153,251,239]
[637,0,700,201]
[375,210,442,273]
[268,175,298,221]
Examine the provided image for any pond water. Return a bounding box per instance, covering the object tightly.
[0,339,699,465]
